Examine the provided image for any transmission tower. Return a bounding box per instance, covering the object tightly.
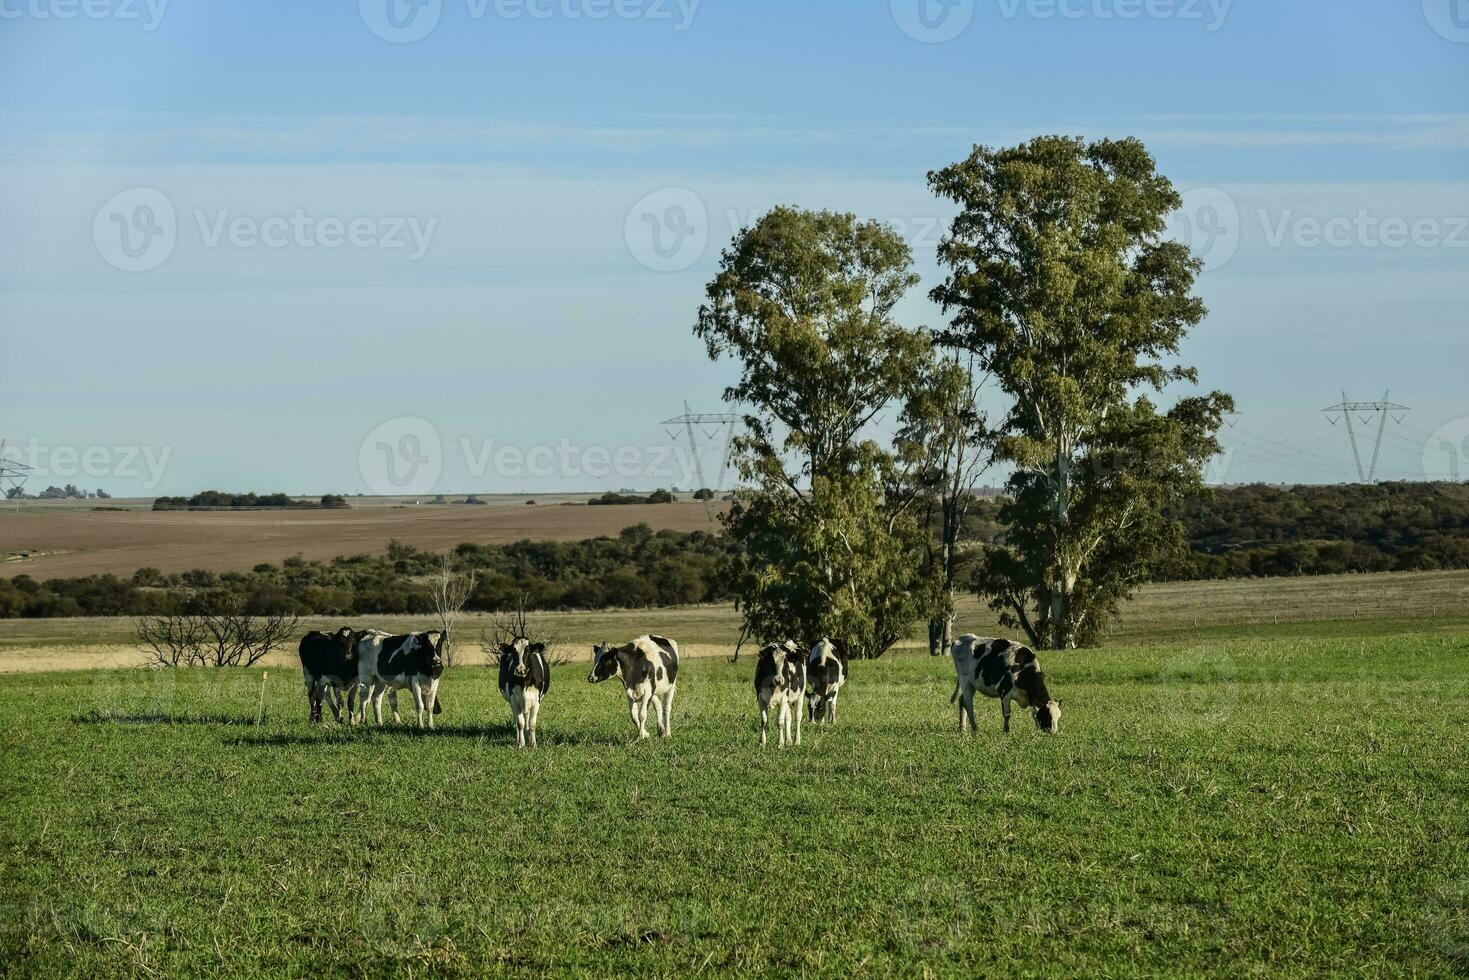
[1322,391,1408,483]
[661,403,742,518]
[0,439,34,501]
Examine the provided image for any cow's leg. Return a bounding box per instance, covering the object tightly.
[794,694,803,746]
[627,696,644,738]
[388,688,402,725]
[758,693,770,748]
[651,687,673,738]
[964,688,979,734]
[372,687,387,726]
[1001,693,1012,733]
[514,697,526,749]
[524,694,536,748]
[409,680,426,729]
[426,680,439,731]
[527,692,540,748]
[778,697,791,747]
[324,684,344,724]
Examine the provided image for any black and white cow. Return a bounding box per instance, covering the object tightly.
[298,627,360,723]
[754,640,806,748]
[497,637,550,749]
[807,638,848,724]
[355,629,446,729]
[587,634,679,739]
[950,634,1061,734]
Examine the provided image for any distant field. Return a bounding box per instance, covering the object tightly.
[2,634,1465,976]
[4,568,1469,673]
[0,495,726,579]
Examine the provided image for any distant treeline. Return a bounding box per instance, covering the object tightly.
[6,483,1469,619]
[961,481,1469,581]
[1164,481,1469,579]
[153,491,350,510]
[0,524,726,619]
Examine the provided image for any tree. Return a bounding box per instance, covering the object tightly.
[429,553,476,666]
[696,206,931,657]
[929,136,1233,649]
[894,351,994,655]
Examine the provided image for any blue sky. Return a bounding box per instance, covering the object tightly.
[1,0,1466,495]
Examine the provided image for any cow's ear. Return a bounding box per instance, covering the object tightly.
[529,642,546,656]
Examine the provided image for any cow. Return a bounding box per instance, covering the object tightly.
[298,627,360,724]
[807,638,848,725]
[587,634,679,739]
[754,640,806,748]
[497,637,550,749]
[950,634,1061,734]
[354,629,447,729]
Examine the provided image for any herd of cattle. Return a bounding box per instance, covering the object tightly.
[297,627,1063,748]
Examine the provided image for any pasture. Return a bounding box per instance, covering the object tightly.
[2,624,1466,976]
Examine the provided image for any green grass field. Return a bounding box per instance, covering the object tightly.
[3,625,1468,976]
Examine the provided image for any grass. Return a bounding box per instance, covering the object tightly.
[2,632,1467,976]
[6,567,1469,656]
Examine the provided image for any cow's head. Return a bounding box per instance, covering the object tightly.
[422,630,447,678]
[1033,699,1062,734]
[757,643,790,688]
[588,642,620,684]
[500,637,545,677]
[332,626,357,658]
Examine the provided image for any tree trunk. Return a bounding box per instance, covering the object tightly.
[1049,441,1072,651]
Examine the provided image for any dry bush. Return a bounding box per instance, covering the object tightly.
[430,552,476,666]
[135,603,300,668]
[481,592,576,666]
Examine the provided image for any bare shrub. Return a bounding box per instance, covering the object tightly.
[430,553,477,667]
[481,592,575,666]
[135,598,300,668]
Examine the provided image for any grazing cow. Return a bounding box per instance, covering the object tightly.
[950,635,1061,734]
[298,627,360,723]
[807,638,848,724]
[754,640,806,748]
[355,630,447,729]
[497,637,550,749]
[587,634,679,739]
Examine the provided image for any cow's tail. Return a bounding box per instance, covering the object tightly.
[433,696,443,715]
[949,682,959,705]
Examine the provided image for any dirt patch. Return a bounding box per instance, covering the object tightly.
[0,500,725,580]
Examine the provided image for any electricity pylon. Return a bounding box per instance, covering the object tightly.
[661,403,742,518]
[1322,391,1408,483]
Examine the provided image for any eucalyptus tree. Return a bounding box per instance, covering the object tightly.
[695,206,931,657]
[929,136,1233,649]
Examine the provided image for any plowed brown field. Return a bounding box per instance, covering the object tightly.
[0,497,725,579]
